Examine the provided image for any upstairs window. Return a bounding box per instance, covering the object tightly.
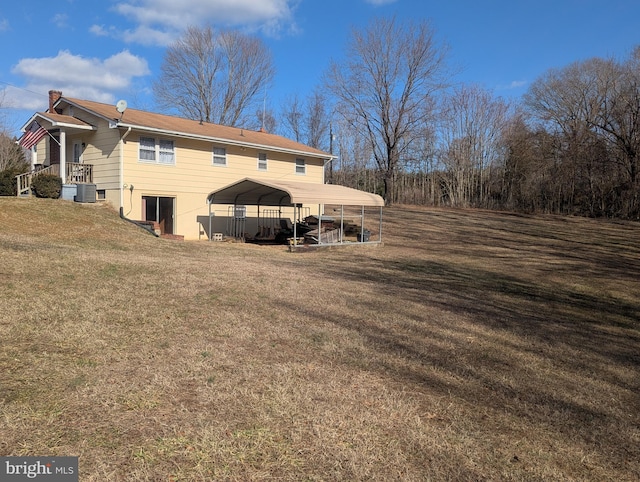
[139,137,156,162]
[258,153,267,171]
[295,158,306,175]
[213,147,227,166]
[159,140,175,164]
[139,137,174,165]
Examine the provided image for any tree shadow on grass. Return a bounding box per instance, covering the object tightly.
[274,283,639,478]
[275,243,640,477]
[320,255,640,374]
[273,207,640,476]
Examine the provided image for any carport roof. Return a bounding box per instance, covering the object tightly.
[207,178,385,207]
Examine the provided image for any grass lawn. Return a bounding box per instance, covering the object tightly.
[1,198,638,481]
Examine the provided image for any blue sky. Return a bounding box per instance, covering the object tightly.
[1,0,638,137]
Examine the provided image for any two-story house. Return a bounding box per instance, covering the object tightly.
[18,91,383,242]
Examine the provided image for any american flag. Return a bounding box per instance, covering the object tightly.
[19,121,48,150]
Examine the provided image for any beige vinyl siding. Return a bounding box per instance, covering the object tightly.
[83,125,121,190]
[34,136,50,165]
[103,189,121,208]
[30,96,331,239]
[124,137,323,194]
[119,133,325,239]
[59,112,121,191]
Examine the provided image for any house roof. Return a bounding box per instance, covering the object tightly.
[20,112,94,132]
[57,97,334,160]
[207,178,385,207]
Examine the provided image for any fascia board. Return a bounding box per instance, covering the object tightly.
[115,122,335,160]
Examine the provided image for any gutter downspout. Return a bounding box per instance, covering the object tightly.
[119,126,131,213]
[117,127,157,237]
[322,156,335,184]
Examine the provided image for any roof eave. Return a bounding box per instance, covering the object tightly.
[20,114,39,132]
[39,114,96,130]
[61,97,335,159]
[114,122,336,160]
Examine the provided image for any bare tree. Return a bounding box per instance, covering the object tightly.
[326,16,449,204]
[0,132,27,172]
[524,49,640,217]
[280,94,304,142]
[438,85,510,207]
[0,119,28,194]
[255,105,277,133]
[305,90,330,151]
[332,116,375,190]
[154,26,274,127]
[592,50,640,215]
[280,89,331,150]
[399,123,439,205]
[0,91,28,173]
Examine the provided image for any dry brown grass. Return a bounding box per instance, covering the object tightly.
[1,198,638,481]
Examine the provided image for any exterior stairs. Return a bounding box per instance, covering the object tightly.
[15,163,93,197]
[16,165,60,196]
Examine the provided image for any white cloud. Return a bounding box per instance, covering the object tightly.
[1,86,43,112]
[0,18,9,32]
[121,24,177,47]
[497,80,527,91]
[99,0,298,46]
[89,24,110,37]
[7,50,150,110]
[52,13,69,29]
[116,0,294,29]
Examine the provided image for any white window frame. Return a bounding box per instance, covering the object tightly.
[258,152,267,171]
[158,139,175,165]
[139,136,175,165]
[139,137,156,162]
[295,158,306,175]
[213,147,227,166]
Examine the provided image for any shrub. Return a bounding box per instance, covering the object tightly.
[0,167,27,196]
[31,173,62,199]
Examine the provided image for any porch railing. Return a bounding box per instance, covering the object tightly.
[16,165,59,196]
[15,163,93,197]
[66,163,93,184]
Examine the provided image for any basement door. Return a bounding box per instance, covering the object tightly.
[142,196,174,235]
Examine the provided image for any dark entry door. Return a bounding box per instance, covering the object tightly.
[143,196,174,235]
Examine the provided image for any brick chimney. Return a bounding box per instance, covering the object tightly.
[48,90,62,113]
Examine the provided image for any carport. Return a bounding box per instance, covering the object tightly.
[205,178,385,249]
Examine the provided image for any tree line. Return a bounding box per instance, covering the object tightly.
[153,18,640,219]
[3,17,639,220]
